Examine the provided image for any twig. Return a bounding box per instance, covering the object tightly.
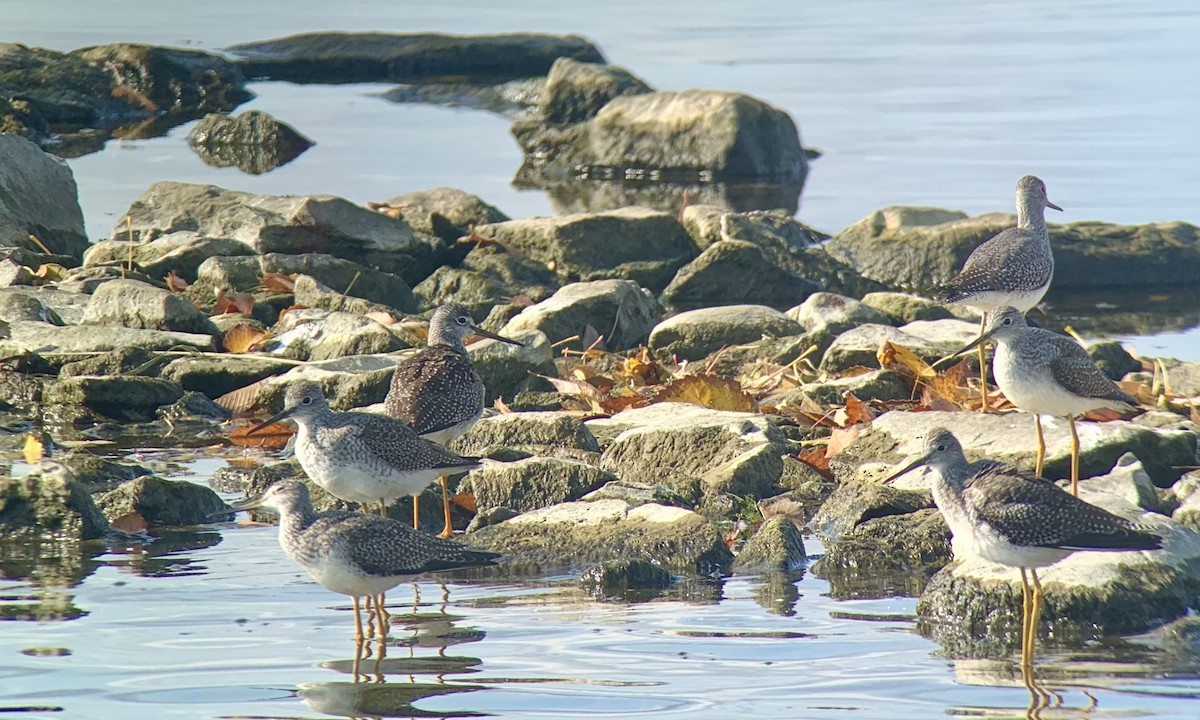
[27,234,52,255]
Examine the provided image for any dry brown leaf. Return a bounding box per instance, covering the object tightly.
[364,310,398,326]
[650,374,756,412]
[276,304,309,322]
[164,271,189,293]
[230,422,295,449]
[215,380,268,416]
[529,371,603,399]
[796,447,832,478]
[842,391,875,425]
[452,492,477,513]
[617,346,663,386]
[758,496,807,525]
[455,232,502,249]
[33,263,68,282]
[223,323,269,353]
[111,511,149,534]
[213,289,256,316]
[1116,379,1157,407]
[877,341,936,381]
[723,525,741,550]
[825,425,866,458]
[599,392,648,414]
[258,272,297,293]
[22,435,44,464]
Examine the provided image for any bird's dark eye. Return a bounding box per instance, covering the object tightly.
[1002,318,1013,326]
[936,444,946,452]
[302,396,313,405]
[456,315,469,325]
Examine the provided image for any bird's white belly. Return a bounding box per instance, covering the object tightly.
[993,346,1111,416]
[298,445,440,506]
[302,553,405,597]
[971,521,1070,569]
[421,415,480,446]
[962,285,1048,315]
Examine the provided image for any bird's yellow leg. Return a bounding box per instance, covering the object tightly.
[1019,568,1032,667]
[412,494,421,530]
[374,592,389,639]
[1029,569,1051,709]
[977,315,990,413]
[1034,415,1045,477]
[352,595,365,644]
[1068,415,1080,497]
[378,500,387,517]
[438,476,454,539]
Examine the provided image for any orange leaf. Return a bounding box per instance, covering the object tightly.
[723,525,741,550]
[796,447,832,478]
[842,391,875,425]
[451,492,477,513]
[650,374,756,412]
[33,263,68,282]
[877,340,936,381]
[164,271,189,293]
[223,323,269,353]
[276,304,309,322]
[213,289,255,316]
[258,272,297,293]
[22,435,44,464]
[230,422,295,449]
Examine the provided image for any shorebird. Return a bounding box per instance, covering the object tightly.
[385,303,522,538]
[884,428,1161,671]
[952,306,1139,496]
[226,479,499,641]
[935,175,1062,412]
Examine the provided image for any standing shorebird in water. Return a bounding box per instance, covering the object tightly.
[226,480,499,641]
[936,175,1062,412]
[951,306,1139,496]
[385,303,522,538]
[884,428,1161,677]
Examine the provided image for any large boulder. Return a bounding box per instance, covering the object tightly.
[538,57,652,125]
[160,355,296,399]
[0,463,109,541]
[83,232,255,282]
[0,134,89,259]
[413,245,558,316]
[96,475,229,527]
[461,457,615,513]
[235,355,398,414]
[383,187,509,242]
[501,280,659,351]
[825,206,1200,291]
[475,208,697,291]
[2,320,216,354]
[661,240,819,308]
[112,182,445,285]
[71,43,250,116]
[467,499,733,573]
[227,32,605,83]
[81,279,220,338]
[262,308,406,361]
[45,376,185,420]
[648,305,802,362]
[187,110,313,174]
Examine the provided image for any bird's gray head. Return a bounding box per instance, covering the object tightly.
[246,380,330,435]
[427,303,523,351]
[883,427,967,483]
[1015,175,1063,214]
[230,479,310,516]
[950,306,1027,359]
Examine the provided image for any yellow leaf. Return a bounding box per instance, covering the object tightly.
[22,435,44,464]
[650,374,756,412]
[223,323,269,353]
[33,263,68,282]
[877,340,936,381]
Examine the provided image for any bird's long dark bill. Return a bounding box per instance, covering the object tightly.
[470,326,524,347]
[882,453,932,484]
[1046,200,1064,211]
[246,407,297,435]
[950,327,998,359]
[222,496,266,514]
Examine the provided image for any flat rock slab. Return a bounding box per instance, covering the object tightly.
[4,320,216,354]
[250,355,399,413]
[468,498,732,573]
[648,304,803,362]
[462,457,615,513]
[501,279,659,351]
[228,32,604,83]
[453,411,600,456]
[840,410,1198,488]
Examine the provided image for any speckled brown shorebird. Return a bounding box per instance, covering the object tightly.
[936,175,1062,412]
[951,306,1139,496]
[227,479,499,641]
[884,428,1161,673]
[384,303,522,538]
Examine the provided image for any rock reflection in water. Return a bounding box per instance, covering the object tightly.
[104,528,223,578]
[298,678,486,719]
[1043,284,1200,338]
[0,536,102,622]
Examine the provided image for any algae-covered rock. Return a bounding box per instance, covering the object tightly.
[44,376,184,420]
[501,279,659,351]
[807,480,931,543]
[788,292,890,331]
[648,304,803,362]
[468,498,732,573]
[859,291,954,324]
[82,279,221,339]
[539,57,651,125]
[732,516,807,572]
[414,246,558,317]
[0,463,109,541]
[6,320,216,354]
[814,509,950,599]
[72,42,250,116]
[461,457,614,513]
[263,308,406,361]
[453,411,600,456]
[96,476,229,527]
[250,355,398,413]
[580,559,673,599]
[160,355,295,399]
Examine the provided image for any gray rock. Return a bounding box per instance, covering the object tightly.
[453,411,600,456]
[58,265,157,294]
[839,409,1198,488]
[700,334,816,377]
[814,508,950,599]
[501,279,659,351]
[384,187,509,242]
[1158,358,1200,398]
[263,308,405,361]
[468,328,555,403]
[597,402,789,507]
[160,355,296,399]
[113,182,445,285]
[0,462,109,541]
[1087,340,1141,381]
[0,289,63,324]
[291,274,400,316]
[0,135,89,259]
[187,110,313,174]
[581,480,694,509]
[539,57,651,125]
[732,516,807,572]
[242,355,398,413]
[4,320,216,354]
[44,376,185,420]
[157,390,231,423]
[513,89,806,181]
[381,76,544,118]
[580,559,673,597]
[96,475,229,527]
[72,42,250,116]
[0,258,34,287]
[82,279,220,338]
[826,206,1200,291]
[648,305,802,362]
[764,369,911,409]
[661,240,819,308]
[57,453,152,493]
[819,319,978,373]
[807,479,932,543]
[58,346,156,378]
[84,232,255,282]
[788,293,889,331]
[464,506,520,533]
[468,498,733,573]
[860,291,953,324]
[414,245,558,316]
[476,208,697,292]
[462,457,615,512]
[227,32,605,84]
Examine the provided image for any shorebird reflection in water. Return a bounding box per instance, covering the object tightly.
[226,480,499,641]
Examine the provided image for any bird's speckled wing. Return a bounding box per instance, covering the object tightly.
[936,228,1052,301]
[965,467,1160,551]
[1048,354,1138,406]
[384,345,484,436]
[305,513,499,577]
[329,412,481,474]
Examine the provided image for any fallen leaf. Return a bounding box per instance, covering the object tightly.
[842,391,875,425]
[230,422,295,449]
[451,492,477,513]
[455,232,502,249]
[164,271,189,293]
[258,272,297,293]
[110,512,149,534]
[22,435,44,464]
[529,371,603,399]
[493,397,513,414]
[223,323,269,353]
[276,304,309,322]
[650,374,756,412]
[33,263,68,282]
[213,289,256,316]
[825,425,866,458]
[599,392,648,414]
[723,525,741,550]
[877,341,936,381]
[215,380,268,416]
[796,447,832,478]
[364,310,397,326]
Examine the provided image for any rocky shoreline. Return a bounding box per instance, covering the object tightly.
[2,31,1199,657]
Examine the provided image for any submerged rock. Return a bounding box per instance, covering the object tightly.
[96,475,229,527]
[814,509,951,599]
[468,498,732,573]
[580,559,673,599]
[501,279,659,351]
[0,463,109,541]
[187,110,313,174]
[732,516,807,572]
